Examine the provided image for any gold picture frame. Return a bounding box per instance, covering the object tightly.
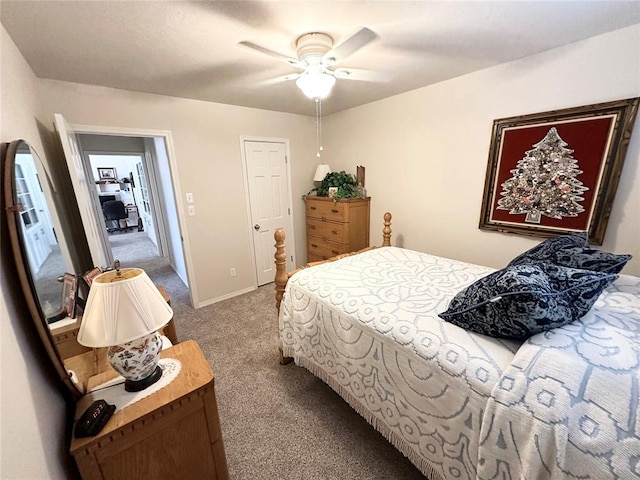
[82,267,102,287]
[61,273,77,318]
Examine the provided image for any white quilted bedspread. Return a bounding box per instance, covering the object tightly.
[279,247,640,480]
[280,247,521,479]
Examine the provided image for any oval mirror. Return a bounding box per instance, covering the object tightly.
[3,139,84,399]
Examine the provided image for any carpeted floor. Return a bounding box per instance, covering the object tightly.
[178,286,426,480]
[113,231,426,479]
[33,244,66,318]
[110,230,191,312]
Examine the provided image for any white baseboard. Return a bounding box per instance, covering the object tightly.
[196,285,257,308]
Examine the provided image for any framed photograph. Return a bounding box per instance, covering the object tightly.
[479,97,639,244]
[61,273,77,318]
[97,167,117,180]
[82,267,102,287]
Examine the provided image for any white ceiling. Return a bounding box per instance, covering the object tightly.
[2,1,639,116]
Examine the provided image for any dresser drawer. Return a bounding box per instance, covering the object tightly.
[306,199,348,222]
[306,218,349,243]
[307,238,347,259]
[307,253,327,263]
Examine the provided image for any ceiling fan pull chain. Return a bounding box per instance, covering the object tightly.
[319,98,323,154]
[316,98,323,158]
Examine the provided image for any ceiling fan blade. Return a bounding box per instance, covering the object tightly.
[259,73,301,86]
[327,27,378,63]
[239,41,303,67]
[333,67,392,83]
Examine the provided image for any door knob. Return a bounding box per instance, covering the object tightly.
[254,224,260,231]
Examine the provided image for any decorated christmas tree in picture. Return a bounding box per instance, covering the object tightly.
[497,127,588,224]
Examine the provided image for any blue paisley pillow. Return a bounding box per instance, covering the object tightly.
[508,232,631,274]
[553,247,631,274]
[507,232,587,266]
[439,262,617,339]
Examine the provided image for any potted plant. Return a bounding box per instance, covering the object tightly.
[312,171,363,201]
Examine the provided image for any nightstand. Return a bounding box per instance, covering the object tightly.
[70,340,229,480]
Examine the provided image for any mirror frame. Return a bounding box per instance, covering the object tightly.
[3,139,83,400]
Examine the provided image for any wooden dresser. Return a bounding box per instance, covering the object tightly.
[305,196,371,262]
[70,340,229,480]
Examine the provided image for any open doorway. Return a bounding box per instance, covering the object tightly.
[87,152,162,263]
[54,113,195,309]
[76,134,190,307]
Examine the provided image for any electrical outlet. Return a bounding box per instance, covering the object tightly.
[187,205,196,216]
[230,268,237,277]
[186,192,194,203]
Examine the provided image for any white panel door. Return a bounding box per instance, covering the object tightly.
[244,140,293,286]
[14,157,52,272]
[54,113,111,268]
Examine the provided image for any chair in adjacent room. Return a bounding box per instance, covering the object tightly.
[102,200,131,233]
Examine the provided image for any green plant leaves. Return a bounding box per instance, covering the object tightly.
[315,171,362,200]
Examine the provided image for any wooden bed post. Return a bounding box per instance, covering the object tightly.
[274,228,292,365]
[274,212,392,365]
[382,212,392,247]
[274,229,287,315]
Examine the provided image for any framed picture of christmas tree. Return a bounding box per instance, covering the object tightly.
[479,97,639,244]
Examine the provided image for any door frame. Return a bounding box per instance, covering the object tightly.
[143,138,170,259]
[68,122,197,306]
[239,135,296,285]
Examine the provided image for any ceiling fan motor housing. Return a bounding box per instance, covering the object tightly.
[296,32,333,63]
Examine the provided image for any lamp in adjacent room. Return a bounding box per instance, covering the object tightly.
[77,265,173,392]
[313,163,331,182]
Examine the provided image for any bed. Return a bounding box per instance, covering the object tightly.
[273,213,640,480]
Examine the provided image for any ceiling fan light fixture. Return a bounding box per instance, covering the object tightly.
[296,71,336,99]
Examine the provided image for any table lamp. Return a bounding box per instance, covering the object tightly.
[77,266,174,392]
[313,163,331,182]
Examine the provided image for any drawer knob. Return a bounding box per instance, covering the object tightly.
[331,250,340,255]
[311,244,318,248]
[309,225,316,229]
[331,230,339,234]
[331,209,339,213]
[310,206,317,210]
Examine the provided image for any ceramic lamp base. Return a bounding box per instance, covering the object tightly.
[107,331,164,392]
[124,365,163,392]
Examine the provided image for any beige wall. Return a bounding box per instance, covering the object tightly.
[2,17,639,480]
[36,80,317,305]
[0,26,71,479]
[325,24,640,276]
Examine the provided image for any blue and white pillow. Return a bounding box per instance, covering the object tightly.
[508,232,631,274]
[507,232,588,267]
[553,247,632,274]
[439,262,617,340]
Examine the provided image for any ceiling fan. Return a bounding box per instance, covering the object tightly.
[239,27,385,99]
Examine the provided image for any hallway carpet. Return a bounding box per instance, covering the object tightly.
[109,230,191,314]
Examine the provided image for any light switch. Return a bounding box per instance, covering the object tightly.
[186,192,194,204]
[187,205,196,216]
